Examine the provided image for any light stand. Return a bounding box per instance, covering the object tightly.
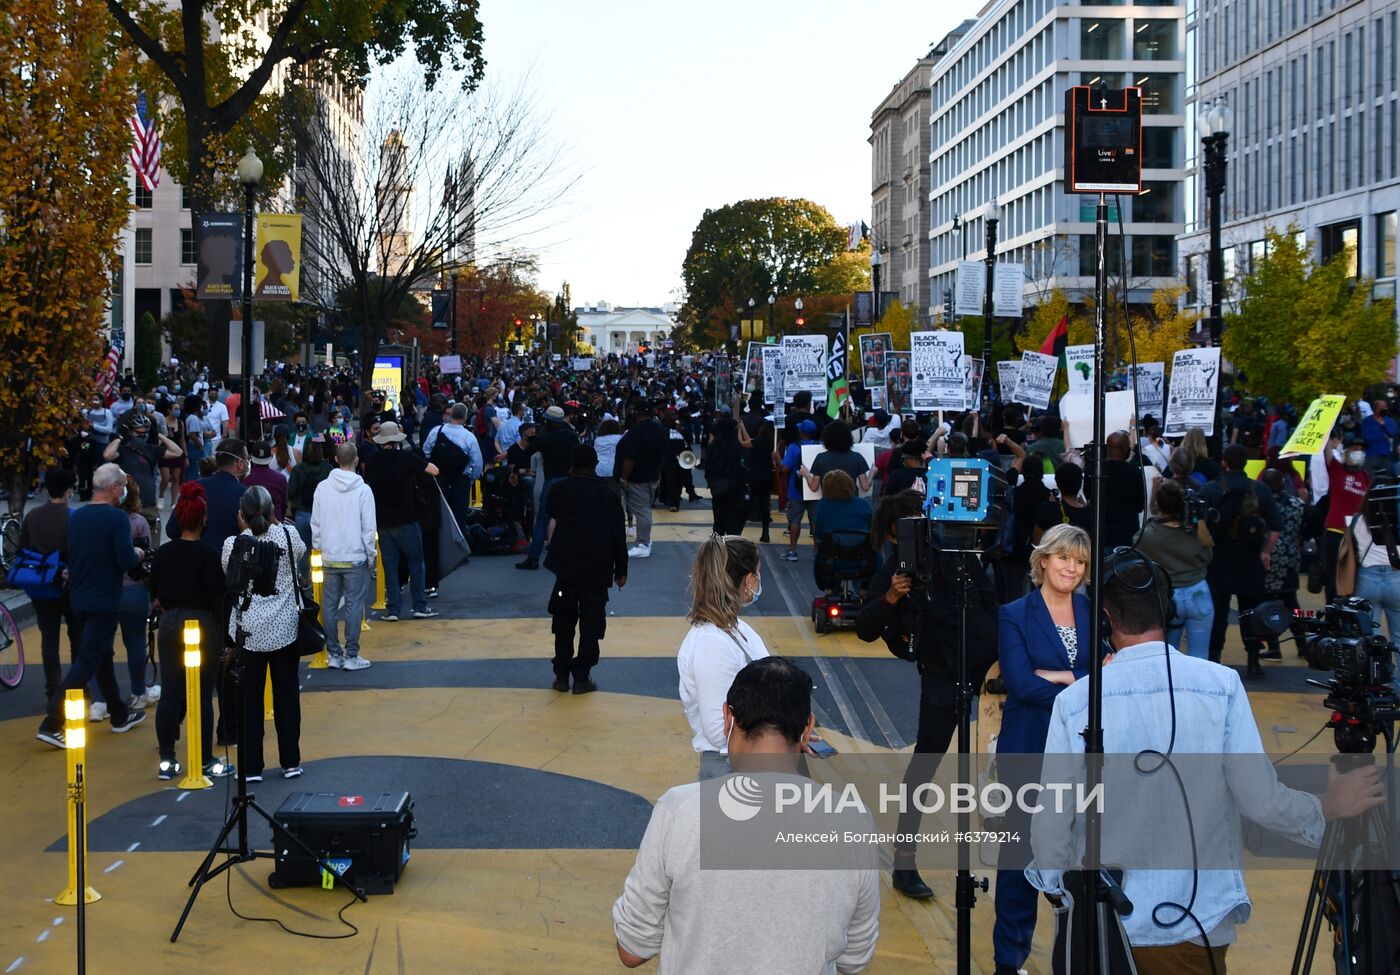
[980,200,1001,413]
[1199,100,1231,458]
[236,148,262,443]
[948,536,989,975]
[170,590,366,942]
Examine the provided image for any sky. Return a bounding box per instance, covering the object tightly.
[472,0,985,308]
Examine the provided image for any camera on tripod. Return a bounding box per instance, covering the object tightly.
[225,534,277,597]
[1294,597,1399,754]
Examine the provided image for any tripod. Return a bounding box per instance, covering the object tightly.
[170,596,366,942]
[1291,735,1400,973]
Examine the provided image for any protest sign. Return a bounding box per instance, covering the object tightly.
[911,331,966,411]
[782,334,828,403]
[713,355,732,410]
[964,357,985,411]
[1163,348,1222,437]
[1126,362,1166,421]
[743,342,765,394]
[859,332,892,392]
[1065,345,1095,395]
[438,354,462,375]
[997,361,1020,402]
[1012,351,1057,410]
[761,345,785,406]
[1280,395,1347,457]
[886,352,912,414]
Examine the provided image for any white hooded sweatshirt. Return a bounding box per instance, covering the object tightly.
[310,468,377,565]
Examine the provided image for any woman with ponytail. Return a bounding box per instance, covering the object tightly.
[147,482,232,781]
[677,534,767,780]
[221,485,307,781]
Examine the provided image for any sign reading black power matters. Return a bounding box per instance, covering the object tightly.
[1065,86,1143,194]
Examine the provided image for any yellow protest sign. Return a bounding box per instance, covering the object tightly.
[1279,395,1346,457]
[1244,459,1307,481]
[253,213,303,302]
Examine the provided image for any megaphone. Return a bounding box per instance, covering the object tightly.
[678,450,699,470]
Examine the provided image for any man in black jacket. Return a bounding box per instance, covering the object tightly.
[544,445,628,694]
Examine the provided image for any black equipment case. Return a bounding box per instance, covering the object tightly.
[270,792,416,894]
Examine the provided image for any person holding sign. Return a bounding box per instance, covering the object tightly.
[798,420,872,495]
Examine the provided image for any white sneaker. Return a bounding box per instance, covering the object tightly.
[628,543,652,559]
[145,684,162,703]
[129,693,150,710]
[342,656,371,671]
[327,655,345,669]
[88,701,108,723]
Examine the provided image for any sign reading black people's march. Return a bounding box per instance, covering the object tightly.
[1012,351,1057,410]
[997,361,1021,402]
[761,345,786,412]
[743,342,765,394]
[195,213,242,300]
[1126,362,1166,421]
[859,333,893,408]
[911,330,966,412]
[782,334,828,403]
[886,352,912,414]
[1163,347,1222,437]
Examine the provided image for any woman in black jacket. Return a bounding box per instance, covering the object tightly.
[705,407,751,535]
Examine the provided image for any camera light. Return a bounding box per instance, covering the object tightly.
[184,649,201,668]
[66,728,86,750]
[183,619,201,646]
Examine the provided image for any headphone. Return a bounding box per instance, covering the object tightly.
[1097,545,1175,642]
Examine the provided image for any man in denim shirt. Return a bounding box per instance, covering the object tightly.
[1026,550,1384,975]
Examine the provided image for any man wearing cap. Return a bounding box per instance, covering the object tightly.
[516,405,579,571]
[243,441,289,521]
[543,444,628,693]
[363,421,441,621]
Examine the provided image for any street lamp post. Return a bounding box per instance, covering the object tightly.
[767,293,775,340]
[870,249,882,325]
[981,199,1002,411]
[1199,98,1232,454]
[794,297,804,328]
[745,297,755,354]
[236,147,262,443]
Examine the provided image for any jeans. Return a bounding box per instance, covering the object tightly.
[41,610,130,733]
[528,476,567,559]
[117,584,149,696]
[32,596,78,701]
[322,563,370,658]
[1167,579,1215,660]
[1356,564,1400,640]
[154,609,217,764]
[697,751,731,781]
[380,522,428,616]
[624,480,657,547]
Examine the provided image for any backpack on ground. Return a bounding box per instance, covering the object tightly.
[1212,480,1265,546]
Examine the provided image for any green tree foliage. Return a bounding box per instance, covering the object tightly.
[106,0,486,208]
[953,316,1019,368]
[679,198,869,348]
[1224,227,1398,406]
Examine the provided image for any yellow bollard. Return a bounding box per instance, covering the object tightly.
[307,551,330,669]
[178,620,211,790]
[471,479,482,508]
[55,690,100,905]
[371,531,386,611]
[264,675,274,720]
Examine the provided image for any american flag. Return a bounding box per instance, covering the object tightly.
[99,328,124,397]
[130,94,161,193]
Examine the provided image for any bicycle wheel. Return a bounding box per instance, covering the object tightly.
[0,603,23,688]
[0,515,19,578]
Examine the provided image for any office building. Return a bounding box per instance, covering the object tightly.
[925,0,1187,323]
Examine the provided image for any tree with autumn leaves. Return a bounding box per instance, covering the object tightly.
[0,0,135,508]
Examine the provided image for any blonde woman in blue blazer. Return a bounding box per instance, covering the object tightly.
[992,523,1093,975]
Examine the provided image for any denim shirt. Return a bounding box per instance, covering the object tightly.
[1024,641,1324,947]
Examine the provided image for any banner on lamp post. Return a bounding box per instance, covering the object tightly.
[253,213,303,302]
[195,213,242,300]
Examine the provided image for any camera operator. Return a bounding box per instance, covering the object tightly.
[222,486,306,781]
[855,490,1000,902]
[1136,480,1214,659]
[1026,549,1385,975]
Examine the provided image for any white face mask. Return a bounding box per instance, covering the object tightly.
[1347,450,1367,467]
[745,574,762,606]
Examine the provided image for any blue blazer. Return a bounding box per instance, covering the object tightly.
[996,589,1092,755]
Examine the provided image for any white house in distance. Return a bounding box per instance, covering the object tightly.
[573,302,676,354]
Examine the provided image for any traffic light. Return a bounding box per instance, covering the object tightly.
[514,317,523,341]
[795,315,805,328]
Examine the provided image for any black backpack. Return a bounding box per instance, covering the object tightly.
[1213,479,1265,546]
[429,430,471,478]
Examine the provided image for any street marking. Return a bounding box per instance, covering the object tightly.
[126,842,140,853]
[175,791,190,802]
[104,860,124,874]
[5,957,24,972]
[50,918,61,927]
[33,933,46,944]
[150,815,167,827]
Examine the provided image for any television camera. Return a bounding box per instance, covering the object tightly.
[1298,597,1399,754]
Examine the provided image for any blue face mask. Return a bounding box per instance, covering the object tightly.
[117,486,128,505]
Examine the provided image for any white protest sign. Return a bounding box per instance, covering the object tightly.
[1064,345,1095,394]
[801,442,876,500]
[964,357,985,411]
[993,263,1025,318]
[955,261,984,317]
[570,357,593,371]
[1061,390,1138,450]
[438,354,462,375]
[1012,351,1057,410]
[761,345,785,405]
[910,330,966,411]
[997,361,1020,401]
[1163,347,1222,437]
[1126,362,1166,420]
[782,334,827,403]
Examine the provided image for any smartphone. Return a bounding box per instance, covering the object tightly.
[808,738,838,759]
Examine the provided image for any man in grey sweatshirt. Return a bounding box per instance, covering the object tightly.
[612,657,880,974]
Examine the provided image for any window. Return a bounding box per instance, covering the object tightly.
[1135,74,1178,114]
[180,228,196,265]
[135,184,152,209]
[1132,181,1178,222]
[134,228,152,265]
[1133,236,1176,276]
[1320,220,1360,277]
[181,185,191,211]
[1078,233,1124,276]
[1378,212,1397,278]
[1081,19,1125,59]
[1142,126,1176,167]
[1186,252,1204,303]
[1134,20,1177,59]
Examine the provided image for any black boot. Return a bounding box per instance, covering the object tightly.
[891,868,934,900]
[1245,648,1266,679]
